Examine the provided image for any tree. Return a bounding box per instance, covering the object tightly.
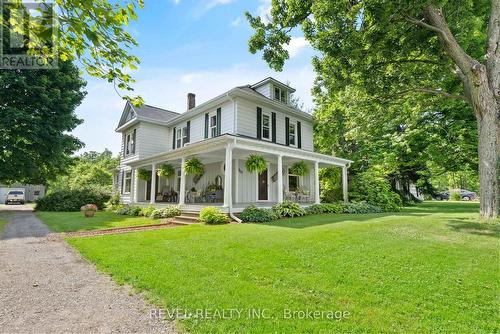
[0,61,86,184]
[2,0,143,102]
[247,0,499,219]
[48,149,119,193]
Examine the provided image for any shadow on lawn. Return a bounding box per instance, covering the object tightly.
[446,219,500,238]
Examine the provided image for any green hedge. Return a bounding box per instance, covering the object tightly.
[35,189,111,212]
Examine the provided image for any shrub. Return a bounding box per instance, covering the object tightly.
[450,190,461,201]
[128,206,142,216]
[305,203,344,215]
[140,206,157,217]
[35,188,111,212]
[349,170,402,212]
[342,202,383,214]
[272,201,306,218]
[199,207,230,224]
[150,206,181,219]
[114,205,130,215]
[239,205,279,223]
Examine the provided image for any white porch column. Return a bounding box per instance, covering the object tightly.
[179,158,186,205]
[234,158,239,204]
[224,144,233,208]
[342,165,349,203]
[277,155,283,203]
[131,167,138,203]
[314,161,320,204]
[150,163,157,204]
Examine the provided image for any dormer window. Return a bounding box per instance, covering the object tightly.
[274,87,286,103]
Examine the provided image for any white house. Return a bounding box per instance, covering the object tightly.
[115,77,352,214]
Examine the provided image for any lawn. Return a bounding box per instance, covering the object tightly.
[36,211,160,232]
[67,202,499,333]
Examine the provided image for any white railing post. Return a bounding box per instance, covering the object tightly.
[342,165,348,203]
[277,155,283,203]
[314,161,320,204]
[150,163,156,204]
[224,144,233,208]
[179,158,186,205]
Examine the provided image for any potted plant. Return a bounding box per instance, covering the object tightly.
[245,154,267,174]
[184,157,204,176]
[157,163,175,178]
[137,168,152,181]
[290,161,309,176]
[80,204,97,218]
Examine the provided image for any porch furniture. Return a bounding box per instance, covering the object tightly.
[187,191,201,203]
[161,187,178,203]
[284,191,296,201]
[297,191,311,203]
[206,189,224,203]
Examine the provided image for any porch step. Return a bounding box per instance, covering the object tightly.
[168,213,200,225]
[180,211,201,218]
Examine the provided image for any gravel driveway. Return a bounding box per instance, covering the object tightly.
[0,209,177,333]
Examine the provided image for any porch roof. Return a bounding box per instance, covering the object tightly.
[126,134,353,168]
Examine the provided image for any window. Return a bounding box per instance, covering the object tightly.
[262,114,270,140]
[288,123,296,146]
[210,115,217,138]
[124,171,132,193]
[126,134,131,155]
[288,169,299,191]
[125,129,136,156]
[274,86,286,103]
[182,127,188,146]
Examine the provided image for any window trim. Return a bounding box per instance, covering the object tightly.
[210,114,217,138]
[261,113,271,140]
[274,86,287,103]
[287,168,300,192]
[123,171,132,194]
[288,122,297,147]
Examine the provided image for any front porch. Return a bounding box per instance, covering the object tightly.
[124,134,351,213]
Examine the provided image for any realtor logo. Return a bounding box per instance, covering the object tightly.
[0,0,58,69]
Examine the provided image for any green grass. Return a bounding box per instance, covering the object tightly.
[36,211,161,232]
[67,202,499,333]
[0,213,9,233]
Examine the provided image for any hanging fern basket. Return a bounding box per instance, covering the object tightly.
[245,154,267,174]
[157,163,175,178]
[137,168,152,181]
[290,161,309,176]
[184,157,205,176]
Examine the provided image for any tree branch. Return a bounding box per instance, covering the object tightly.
[394,87,466,101]
[404,15,447,37]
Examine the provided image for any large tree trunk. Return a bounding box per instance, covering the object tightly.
[423,5,499,220]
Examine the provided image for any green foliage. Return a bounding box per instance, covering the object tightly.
[150,206,181,219]
[3,1,144,97]
[140,206,156,217]
[184,157,205,176]
[349,170,402,212]
[137,169,152,181]
[199,207,230,225]
[35,189,110,212]
[157,164,175,178]
[0,62,86,184]
[239,205,279,223]
[450,190,461,201]
[305,203,344,215]
[342,202,383,214]
[289,161,309,176]
[245,154,267,173]
[48,150,119,193]
[272,201,306,218]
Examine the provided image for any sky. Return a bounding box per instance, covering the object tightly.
[73,0,316,155]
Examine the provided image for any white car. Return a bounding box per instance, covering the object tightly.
[5,190,25,205]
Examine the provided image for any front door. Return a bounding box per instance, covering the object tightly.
[258,169,268,201]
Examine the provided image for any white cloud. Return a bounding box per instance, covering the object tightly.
[284,36,310,57]
[257,0,272,23]
[206,0,234,10]
[231,16,241,27]
[74,64,316,155]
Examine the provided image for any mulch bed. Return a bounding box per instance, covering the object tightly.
[64,222,184,238]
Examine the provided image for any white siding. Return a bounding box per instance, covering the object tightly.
[255,83,271,99]
[236,99,314,151]
[137,123,169,158]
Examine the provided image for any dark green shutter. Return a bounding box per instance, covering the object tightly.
[132,129,136,154]
[271,112,276,143]
[297,121,302,148]
[186,121,190,144]
[257,107,262,139]
[172,127,176,150]
[204,113,209,138]
[121,171,124,194]
[216,108,222,135]
[285,117,290,146]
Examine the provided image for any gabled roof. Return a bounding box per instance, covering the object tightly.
[250,77,296,93]
[116,101,179,131]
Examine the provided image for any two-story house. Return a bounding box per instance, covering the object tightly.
[115,77,352,215]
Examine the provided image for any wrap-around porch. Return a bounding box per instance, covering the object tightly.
[123,135,351,213]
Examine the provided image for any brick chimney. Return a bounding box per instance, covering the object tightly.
[187,93,196,110]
